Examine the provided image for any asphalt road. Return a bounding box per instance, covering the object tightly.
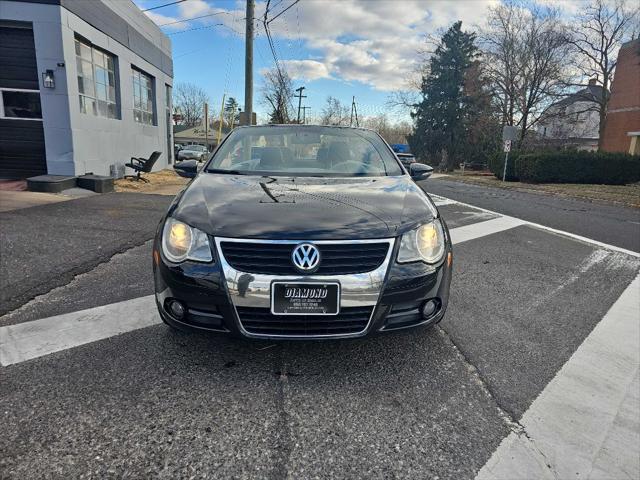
[1,183,638,478]
[422,178,640,252]
[0,193,172,316]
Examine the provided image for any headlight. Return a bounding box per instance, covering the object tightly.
[397,219,445,264]
[161,217,213,263]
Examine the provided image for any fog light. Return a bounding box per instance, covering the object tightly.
[168,300,185,319]
[422,300,437,318]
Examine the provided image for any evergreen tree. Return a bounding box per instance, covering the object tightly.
[409,22,496,170]
[223,97,240,128]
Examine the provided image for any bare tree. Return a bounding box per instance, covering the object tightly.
[482,3,570,145]
[567,0,639,149]
[320,96,350,126]
[173,82,209,127]
[362,115,412,144]
[261,68,294,124]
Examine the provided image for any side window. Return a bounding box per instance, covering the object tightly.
[75,37,118,119]
[132,68,155,125]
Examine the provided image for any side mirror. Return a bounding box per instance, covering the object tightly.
[174,160,198,178]
[409,163,433,180]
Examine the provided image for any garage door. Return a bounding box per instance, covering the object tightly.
[0,22,47,179]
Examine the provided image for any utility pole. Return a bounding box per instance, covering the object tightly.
[204,102,209,150]
[350,96,359,127]
[294,86,306,123]
[301,106,311,124]
[217,94,225,145]
[244,0,254,126]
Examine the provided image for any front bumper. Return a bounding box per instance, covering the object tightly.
[153,235,452,340]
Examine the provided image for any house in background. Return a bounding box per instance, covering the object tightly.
[537,79,606,151]
[601,39,640,155]
[174,121,232,152]
[0,0,173,179]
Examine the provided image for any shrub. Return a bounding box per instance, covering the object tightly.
[488,150,523,181]
[517,151,640,185]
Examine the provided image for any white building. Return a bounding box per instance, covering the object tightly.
[0,0,173,179]
[538,80,606,151]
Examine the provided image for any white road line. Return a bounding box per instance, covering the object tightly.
[476,274,640,480]
[435,194,640,257]
[0,295,160,366]
[0,198,636,367]
[431,195,457,206]
[0,216,528,366]
[449,216,526,245]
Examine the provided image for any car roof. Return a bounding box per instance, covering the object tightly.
[232,124,381,135]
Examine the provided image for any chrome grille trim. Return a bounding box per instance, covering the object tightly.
[214,237,396,339]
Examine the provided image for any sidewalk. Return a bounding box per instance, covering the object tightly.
[0,190,70,213]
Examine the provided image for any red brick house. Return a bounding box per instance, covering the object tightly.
[601,39,640,155]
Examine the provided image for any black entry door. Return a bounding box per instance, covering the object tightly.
[0,22,47,179]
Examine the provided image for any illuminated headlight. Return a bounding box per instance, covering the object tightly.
[161,217,213,263]
[397,219,446,264]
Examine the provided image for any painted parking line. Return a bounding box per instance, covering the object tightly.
[476,274,640,479]
[0,295,159,366]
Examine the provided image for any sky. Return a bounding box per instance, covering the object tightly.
[133,0,583,123]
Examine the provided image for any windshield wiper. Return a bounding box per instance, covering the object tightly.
[206,168,247,175]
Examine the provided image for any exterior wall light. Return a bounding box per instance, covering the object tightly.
[42,70,55,89]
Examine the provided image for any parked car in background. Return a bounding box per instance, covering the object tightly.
[155,125,451,340]
[396,153,417,169]
[177,144,208,162]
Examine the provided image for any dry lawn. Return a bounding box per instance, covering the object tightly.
[440,171,640,208]
[114,169,189,195]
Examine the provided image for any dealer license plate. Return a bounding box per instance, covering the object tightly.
[271,282,340,315]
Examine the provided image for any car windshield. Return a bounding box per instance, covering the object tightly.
[206,125,403,177]
[186,145,205,151]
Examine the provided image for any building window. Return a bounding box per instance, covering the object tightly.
[75,37,118,119]
[132,68,155,125]
[0,89,42,119]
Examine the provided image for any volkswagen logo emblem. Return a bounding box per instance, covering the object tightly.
[292,243,320,272]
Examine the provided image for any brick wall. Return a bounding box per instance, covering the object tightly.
[601,39,640,153]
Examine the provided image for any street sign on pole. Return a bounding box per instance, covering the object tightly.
[502,125,519,142]
[501,126,519,182]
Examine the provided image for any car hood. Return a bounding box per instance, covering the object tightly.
[171,174,436,240]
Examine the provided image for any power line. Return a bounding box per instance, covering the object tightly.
[267,0,301,24]
[166,23,224,35]
[142,0,187,12]
[159,11,228,26]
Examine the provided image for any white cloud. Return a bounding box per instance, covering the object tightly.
[146,0,501,91]
[144,10,184,30]
[281,59,332,81]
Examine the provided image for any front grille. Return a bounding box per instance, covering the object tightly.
[220,242,389,275]
[237,306,373,336]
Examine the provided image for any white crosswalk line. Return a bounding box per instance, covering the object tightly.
[431,195,457,206]
[449,216,526,245]
[476,274,640,480]
[0,201,636,367]
[434,194,640,257]
[0,295,159,366]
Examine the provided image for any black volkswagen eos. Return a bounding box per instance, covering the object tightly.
[153,125,452,339]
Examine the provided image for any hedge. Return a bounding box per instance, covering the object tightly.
[517,151,640,185]
[488,150,523,181]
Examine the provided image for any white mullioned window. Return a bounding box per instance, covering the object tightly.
[132,67,155,125]
[75,37,119,119]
